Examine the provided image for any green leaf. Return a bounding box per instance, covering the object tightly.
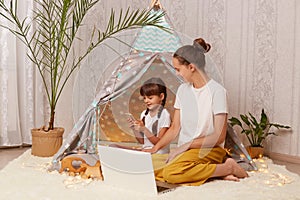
[260,109,268,129]
[249,112,259,127]
[270,123,291,129]
[240,114,251,126]
[244,130,252,135]
[228,117,242,127]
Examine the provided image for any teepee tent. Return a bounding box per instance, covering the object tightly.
[52,7,183,165]
[51,4,256,171]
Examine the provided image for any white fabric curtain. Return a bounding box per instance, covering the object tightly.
[0,0,44,147]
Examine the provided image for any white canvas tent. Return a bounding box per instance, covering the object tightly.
[51,6,256,171]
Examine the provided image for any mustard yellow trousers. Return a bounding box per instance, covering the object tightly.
[152,147,227,186]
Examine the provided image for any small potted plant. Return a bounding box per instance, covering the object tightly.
[229,109,290,158]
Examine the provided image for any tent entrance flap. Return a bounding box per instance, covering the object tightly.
[97,57,180,143]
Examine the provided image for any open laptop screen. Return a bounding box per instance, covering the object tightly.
[98,145,158,195]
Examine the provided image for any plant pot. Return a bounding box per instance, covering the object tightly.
[246,146,264,159]
[31,127,64,157]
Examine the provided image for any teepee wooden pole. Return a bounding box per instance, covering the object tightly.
[150,0,162,9]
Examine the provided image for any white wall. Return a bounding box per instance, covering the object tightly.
[58,0,300,158]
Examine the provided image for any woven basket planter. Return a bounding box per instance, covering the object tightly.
[246,146,264,159]
[31,127,64,157]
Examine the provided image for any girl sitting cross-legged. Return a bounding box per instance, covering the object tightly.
[109,77,171,154]
[128,77,171,154]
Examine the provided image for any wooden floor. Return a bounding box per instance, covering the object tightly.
[0,146,32,170]
[0,147,300,176]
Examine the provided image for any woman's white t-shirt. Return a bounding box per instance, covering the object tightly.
[140,108,171,154]
[174,79,228,148]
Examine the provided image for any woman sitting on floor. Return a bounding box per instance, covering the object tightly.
[145,38,248,186]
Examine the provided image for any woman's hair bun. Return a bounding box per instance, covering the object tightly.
[193,38,211,53]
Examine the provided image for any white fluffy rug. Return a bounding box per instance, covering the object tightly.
[0,149,300,200]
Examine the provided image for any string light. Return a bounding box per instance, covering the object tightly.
[20,154,295,190]
[251,157,294,187]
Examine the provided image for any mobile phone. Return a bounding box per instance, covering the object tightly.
[124,113,135,121]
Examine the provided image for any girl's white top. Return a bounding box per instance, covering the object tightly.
[140,108,171,154]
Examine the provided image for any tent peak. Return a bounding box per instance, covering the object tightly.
[150,0,162,10]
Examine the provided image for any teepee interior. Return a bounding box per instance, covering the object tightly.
[97,59,179,143]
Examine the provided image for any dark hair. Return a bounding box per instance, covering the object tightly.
[140,77,167,107]
[140,77,167,135]
[173,38,211,70]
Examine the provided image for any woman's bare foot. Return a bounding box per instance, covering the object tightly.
[225,158,249,178]
[223,174,239,182]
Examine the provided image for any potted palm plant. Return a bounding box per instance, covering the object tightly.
[0,0,165,157]
[229,109,290,158]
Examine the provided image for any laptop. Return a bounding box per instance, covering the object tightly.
[97,145,178,195]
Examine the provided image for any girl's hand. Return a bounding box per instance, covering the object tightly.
[127,115,140,129]
[132,120,145,132]
[166,143,190,163]
[127,117,135,128]
[142,147,157,154]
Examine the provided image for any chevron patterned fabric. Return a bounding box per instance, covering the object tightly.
[133,11,181,53]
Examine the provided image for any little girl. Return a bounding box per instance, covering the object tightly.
[129,77,171,154]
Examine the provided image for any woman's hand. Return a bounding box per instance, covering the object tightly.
[166,142,190,163]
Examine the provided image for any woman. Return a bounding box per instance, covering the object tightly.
[145,38,248,186]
